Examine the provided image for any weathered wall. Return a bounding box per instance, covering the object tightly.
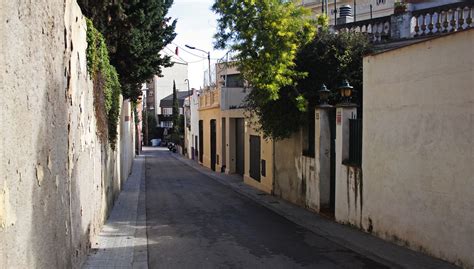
[334,107,363,226]
[274,132,317,209]
[0,1,135,268]
[362,29,474,268]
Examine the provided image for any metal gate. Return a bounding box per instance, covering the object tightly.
[210,119,217,171]
[249,135,261,182]
[235,118,245,176]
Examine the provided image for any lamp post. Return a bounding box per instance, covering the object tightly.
[185,45,211,89]
[337,79,354,105]
[318,84,332,107]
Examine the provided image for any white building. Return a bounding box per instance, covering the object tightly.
[184,89,200,160]
[153,49,189,122]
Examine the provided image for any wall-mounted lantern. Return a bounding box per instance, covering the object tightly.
[318,84,331,106]
[337,79,354,105]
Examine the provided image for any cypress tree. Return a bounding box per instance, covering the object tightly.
[171,80,180,139]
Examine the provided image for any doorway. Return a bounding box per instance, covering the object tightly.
[221,118,226,172]
[210,119,217,171]
[235,118,245,176]
[249,135,261,182]
[199,120,203,163]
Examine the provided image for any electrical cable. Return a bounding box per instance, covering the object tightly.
[164,46,209,64]
[172,42,224,60]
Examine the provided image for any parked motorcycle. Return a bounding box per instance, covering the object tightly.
[167,142,177,153]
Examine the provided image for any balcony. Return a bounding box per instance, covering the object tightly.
[198,88,220,110]
[220,87,249,110]
[334,2,473,44]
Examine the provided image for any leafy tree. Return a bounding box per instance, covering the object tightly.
[250,27,373,139]
[212,0,315,102]
[78,0,177,100]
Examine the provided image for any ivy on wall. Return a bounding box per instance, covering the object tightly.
[86,19,121,149]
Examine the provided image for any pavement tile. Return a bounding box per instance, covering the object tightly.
[83,156,147,269]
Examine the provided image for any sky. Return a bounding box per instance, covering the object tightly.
[167,0,228,89]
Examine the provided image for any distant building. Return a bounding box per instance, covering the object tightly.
[152,49,188,121]
[158,91,192,132]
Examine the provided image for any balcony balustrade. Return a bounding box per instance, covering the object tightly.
[334,2,473,43]
[198,88,220,110]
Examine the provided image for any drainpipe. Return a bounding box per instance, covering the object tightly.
[272,139,276,195]
[354,0,357,22]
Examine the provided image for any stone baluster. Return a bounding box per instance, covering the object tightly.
[414,15,420,36]
[467,7,473,27]
[443,10,449,32]
[420,14,427,35]
[450,9,457,32]
[376,23,382,42]
[428,13,434,34]
[458,7,465,30]
[435,12,442,33]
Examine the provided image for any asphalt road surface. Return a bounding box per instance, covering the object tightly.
[145,148,388,269]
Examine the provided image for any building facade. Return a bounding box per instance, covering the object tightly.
[184,89,200,160]
[358,29,474,268]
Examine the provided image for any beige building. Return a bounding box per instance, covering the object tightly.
[355,29,473,268]
[198,88,222,171]
[197,63,275,193]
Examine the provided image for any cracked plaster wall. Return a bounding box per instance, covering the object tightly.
[0,1,135,268]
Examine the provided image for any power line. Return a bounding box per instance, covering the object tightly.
[172,42,223,60]
[164,46,209,64]
[164,46,189,63]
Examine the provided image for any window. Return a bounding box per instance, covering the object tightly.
[223,74,244,87]
[162,121,173,128]
[162,108,172,115]
[302,111,315,157]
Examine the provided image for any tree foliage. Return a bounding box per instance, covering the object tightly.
[212,0,316,101]
[248,27,373,140]
[78,0,177,100]
[171,80,180,136]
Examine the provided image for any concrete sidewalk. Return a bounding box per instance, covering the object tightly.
[83,155,148,269]
[172,152,458,269]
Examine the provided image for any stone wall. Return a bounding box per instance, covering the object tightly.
[362,29,474,268]
[0,1,135,268]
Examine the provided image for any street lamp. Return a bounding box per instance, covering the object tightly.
[185,45,211,89]
[318,84,331,106]
[337,79,354,104]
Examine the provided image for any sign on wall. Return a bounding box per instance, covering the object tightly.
[336,110,342,125]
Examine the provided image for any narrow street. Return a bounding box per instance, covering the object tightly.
[145,148,386,268]
[84,147,457,269]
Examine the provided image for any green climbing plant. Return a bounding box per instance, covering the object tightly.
[86,18,122,149]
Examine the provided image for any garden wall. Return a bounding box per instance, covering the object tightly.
[0,1,135,268]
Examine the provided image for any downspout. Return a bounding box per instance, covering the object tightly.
[272,139,276,195]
